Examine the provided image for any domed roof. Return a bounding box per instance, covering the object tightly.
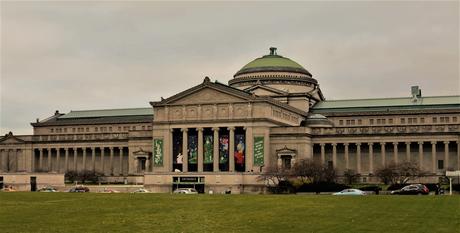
[234,47,312,77]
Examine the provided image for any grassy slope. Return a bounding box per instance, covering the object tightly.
[0,193,459,233]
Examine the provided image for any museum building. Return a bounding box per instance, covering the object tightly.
[1,48,459,193]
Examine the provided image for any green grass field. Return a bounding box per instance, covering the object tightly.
[0,193,459,233]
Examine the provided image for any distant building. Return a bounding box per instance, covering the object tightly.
[1,48,459,193]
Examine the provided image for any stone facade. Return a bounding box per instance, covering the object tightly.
[1,48,459,193]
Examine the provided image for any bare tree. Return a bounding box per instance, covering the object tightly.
[343,169,361,185]
[292,159,338,184]
[375,162,426,185]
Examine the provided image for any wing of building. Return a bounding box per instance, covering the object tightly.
[1,47,459,193]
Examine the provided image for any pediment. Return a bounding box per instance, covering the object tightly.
[172,88,247,105]
[276,146,297,154]
[0,133,25,144]
[133,148,151,156]
[245,85,288,96]
[151,78,255,106]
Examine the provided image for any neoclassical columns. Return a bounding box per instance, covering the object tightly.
[431,141,437,173]
[356,143,361,174]
[457,141,460,170]
[332,143,337,169]
[91,147,96,172]
[73,147,78,171]
[109,147,114,175]
[64,148,69,172]
[82,148,87,171]
[197,128,204,172]
[444,141,449,170]
[119,147,124,176]
[405,142,411,162]
[320,143,325,165]
[47,148,52,171]
[39,148,43,170]
[100,147,105,174]
[380,142,386,166]
[344,143,349,170]
[228,127,235,172]
[392,142,398,164]
[212,127,219,172]
[181,128,188,172]
[56,148,61,173]
[418,142,424,169]
[369,143,374,173]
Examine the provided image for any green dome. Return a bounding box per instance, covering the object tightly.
[234,47,312,77]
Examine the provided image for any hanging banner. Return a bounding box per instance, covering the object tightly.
[219,135,229,164]
[153,138,164,166]
[188,134,198,164]
[204,135,213,164]
[253,136,264,166]
[234,134,245,165]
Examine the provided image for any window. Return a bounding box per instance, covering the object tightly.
[401,118,405,124]
[377,119,381,124]
[370,119,374,125]
[64,128,67,133]
[86,127,89,132]
[132,126,136,130]
[437,160,444,170]
[72,128,76,132]
[142,126,145,130]
[382,119,386,124]
[109,127,112,132]
[432,117,437,123]
[389,119,393,124]
[95,127,98,132]
[420,118,425,123]
[453,117,458,122]
[339,120,343,125]
[358,119,362,125]
[118,126,121,131]
[351,120,355,125]
[50,129,54,133]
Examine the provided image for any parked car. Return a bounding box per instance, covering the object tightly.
[391,184,429,195]
[68,186,90,193]
[102,188,120,193]
[333,189,366,196]
[173,188,198,194]
[38,186,58,192]
[131,188,150,193]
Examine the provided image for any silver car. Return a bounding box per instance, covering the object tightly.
[333,189,366,196]
[173,188,198,194]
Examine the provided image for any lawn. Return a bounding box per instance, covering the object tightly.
[0,193,459,233]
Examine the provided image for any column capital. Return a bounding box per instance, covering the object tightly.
[331,143,337,147]
[181,128,188,132]
[212,127,219,131]
[392,142,398,146]
[368,142,374,146]
[431,141,437,145]
[169,128,175,132]
[418,141,424,145]
[443,141,449,145]
[405,142,411,145]
[118,146,123,150]
[356,142,361,146]
[227,126,235,131]
[197,127,204,132]
[320,143,325,147]
[380,142,386,146]
[110,147,114,151]
[344,143,349,146]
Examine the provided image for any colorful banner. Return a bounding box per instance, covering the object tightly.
[188,135,198,164]
[204,135,213,164]
[153,138,164,166]
[253,136,264,166]
[219,135,229,164]
[234,134,245,165]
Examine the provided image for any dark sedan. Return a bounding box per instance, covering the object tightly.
[391,184,429,195]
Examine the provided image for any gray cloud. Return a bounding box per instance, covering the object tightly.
[1,1,458,135]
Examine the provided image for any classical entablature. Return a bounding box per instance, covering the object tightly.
[150,77,306,126]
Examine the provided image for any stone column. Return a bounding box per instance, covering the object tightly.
[56,148,61,173]
[47,148,52,172]
[457,141,460,170]
[332,143,337,169]
[182,128,188,172]
[320,143,325,164]
[119,147,123,176]
[380,142,386,166]
[356,143,361,174]
[418,142,424,169]
[244,126,253,172]
[431,141,436,173]
[64,148,69,172]
[405,142,411,162]
[39,148,43,170]
[444,141,449,170]
[73,148,78,171]
[197,128,204,172]
[101,147,105,175]
[393,142,398,164]
[91,147,96,172]
[110,147,114,175]
[212,127,219,172]
[369,143,374,173]
[82,148,87,171]
[344,143,349,170]
[0,150,4,172]
[229,127,235,172]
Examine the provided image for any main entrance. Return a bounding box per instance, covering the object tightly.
[172,176,205,193]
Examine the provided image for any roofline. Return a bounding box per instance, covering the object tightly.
[316,95,460,103]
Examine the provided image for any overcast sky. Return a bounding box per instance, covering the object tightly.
[1,1,459,135]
